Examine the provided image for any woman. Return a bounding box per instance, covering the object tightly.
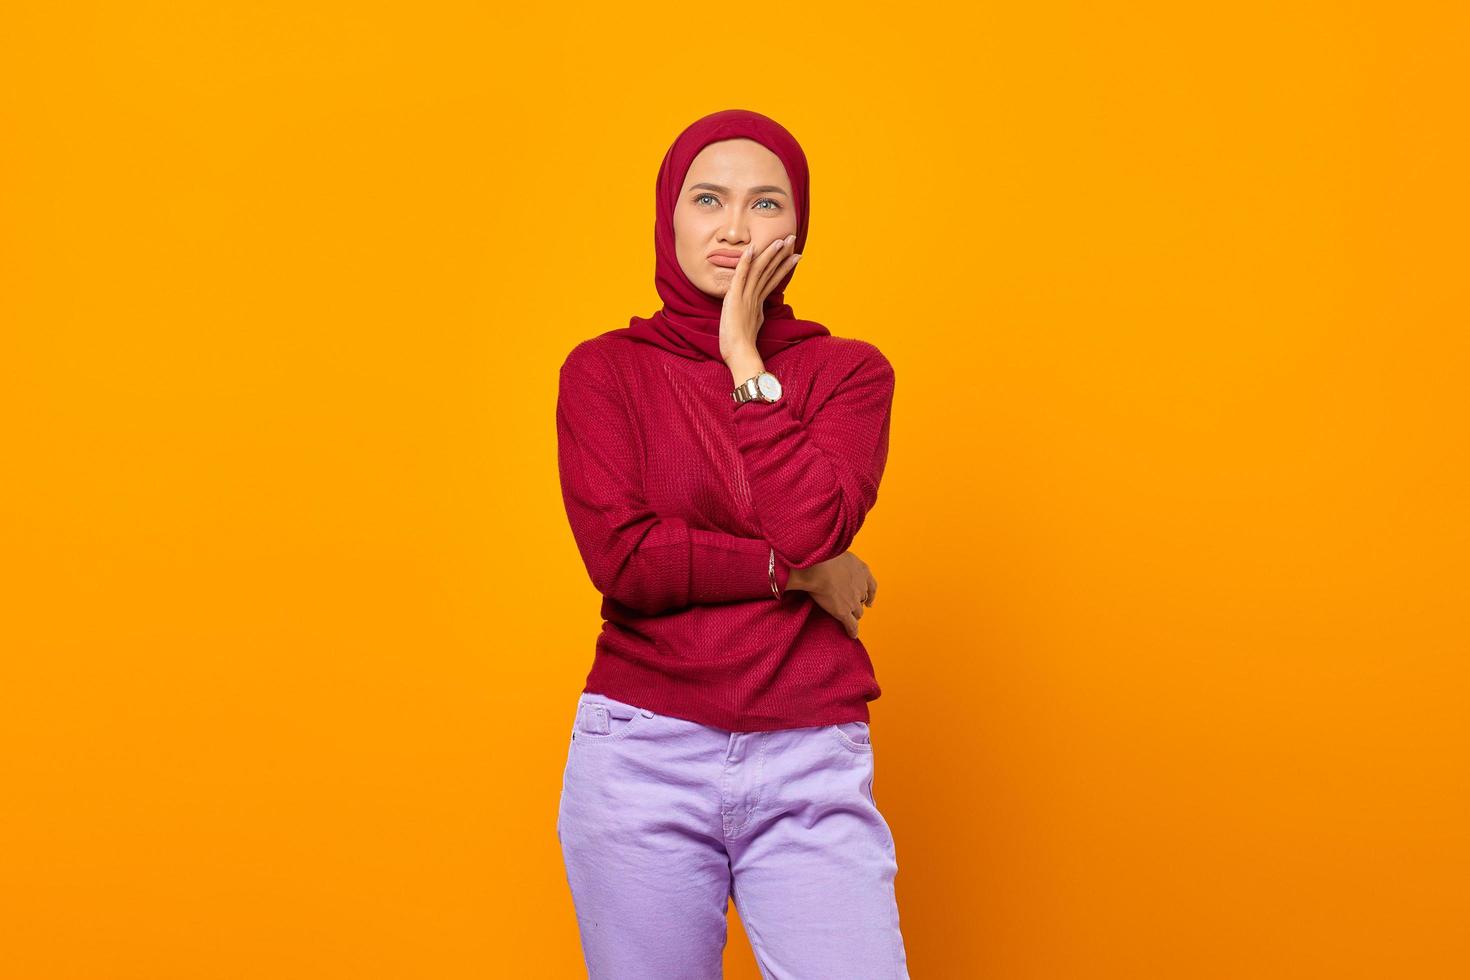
[555,108,909,979]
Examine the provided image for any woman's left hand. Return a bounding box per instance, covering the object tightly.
[718,234,801,362]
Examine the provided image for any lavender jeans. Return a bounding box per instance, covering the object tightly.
[556,691,911,979]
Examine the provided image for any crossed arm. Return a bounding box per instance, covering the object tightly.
[555,341,894,616]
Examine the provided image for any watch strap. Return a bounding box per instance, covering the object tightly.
[733,375,763,404]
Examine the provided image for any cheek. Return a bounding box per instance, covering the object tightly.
[675,232,697,263]
[673,214,704,251]
[673,219,712,271]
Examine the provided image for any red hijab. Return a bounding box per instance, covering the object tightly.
[620,109,830,362]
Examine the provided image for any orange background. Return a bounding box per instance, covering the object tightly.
[3,2,1467,977]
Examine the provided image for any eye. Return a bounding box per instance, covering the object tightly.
[691,193,783,210]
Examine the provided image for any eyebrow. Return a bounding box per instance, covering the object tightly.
[688,182,790,197]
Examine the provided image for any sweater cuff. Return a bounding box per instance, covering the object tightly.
[688,529,778,604]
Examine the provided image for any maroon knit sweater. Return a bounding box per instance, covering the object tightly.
[555,330,895,732]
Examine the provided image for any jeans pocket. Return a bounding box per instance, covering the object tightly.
[831,720,874,752]
[571,694,654,744]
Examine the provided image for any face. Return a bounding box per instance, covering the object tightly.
[673,138,800,299]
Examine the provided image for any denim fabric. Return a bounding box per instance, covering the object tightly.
[557,691,910,979]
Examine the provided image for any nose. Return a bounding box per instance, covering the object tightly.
[721,212,751,245]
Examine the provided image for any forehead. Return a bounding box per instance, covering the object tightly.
[682,138,790,192]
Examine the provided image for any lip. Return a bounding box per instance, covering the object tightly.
[707,254,742,269]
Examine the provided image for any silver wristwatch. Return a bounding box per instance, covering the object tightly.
[733,371,783,405]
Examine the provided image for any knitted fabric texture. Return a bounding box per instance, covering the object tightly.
[556,330,895,731]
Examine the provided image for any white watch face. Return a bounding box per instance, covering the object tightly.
[757,372,782,401]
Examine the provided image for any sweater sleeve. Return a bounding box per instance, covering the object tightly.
[729,342,895,570]
[557,343,791,615]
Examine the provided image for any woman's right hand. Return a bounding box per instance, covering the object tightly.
[787,551,877,638]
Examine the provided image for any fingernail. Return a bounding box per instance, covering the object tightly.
[793,253,803,262]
